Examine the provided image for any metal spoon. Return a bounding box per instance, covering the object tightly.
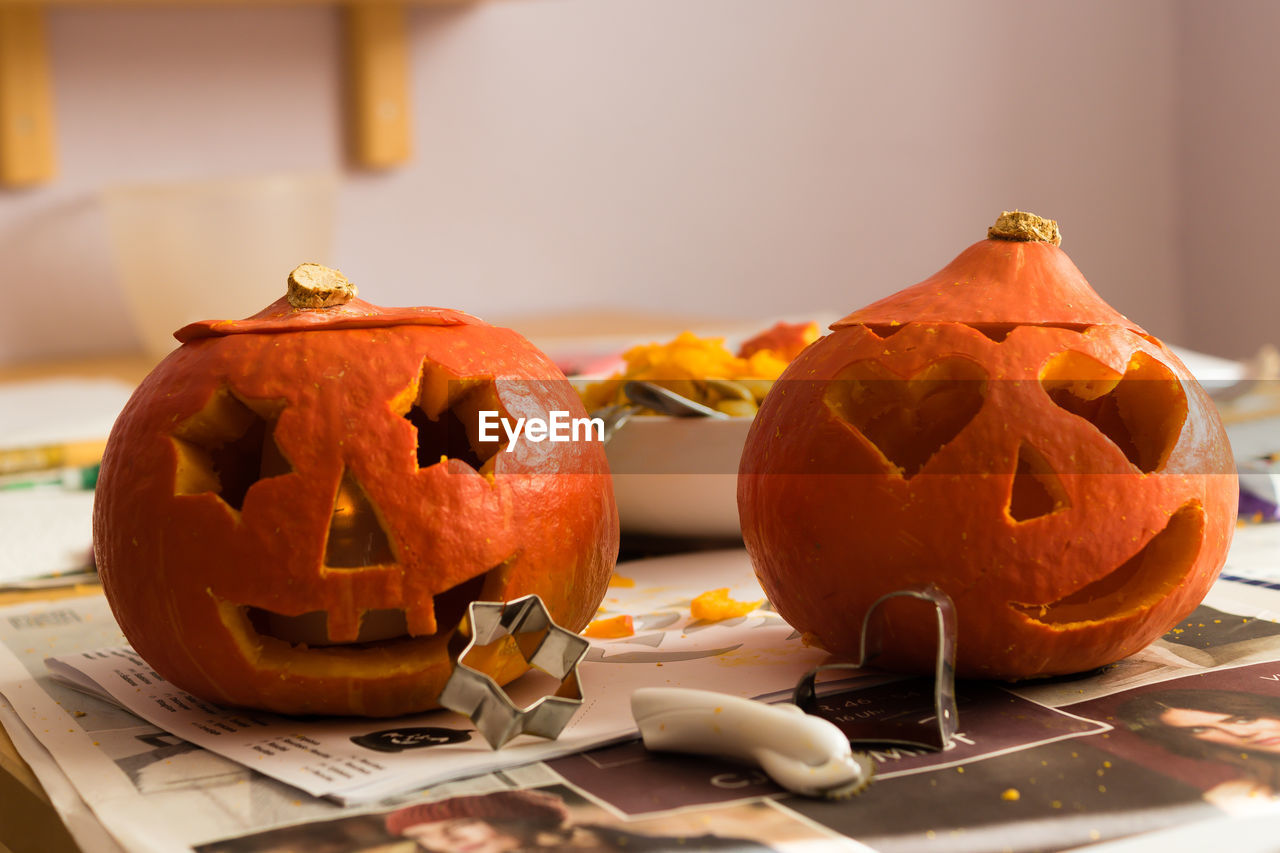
[592,403,637,443]
[591,381,728,442]
[622,381,729,419]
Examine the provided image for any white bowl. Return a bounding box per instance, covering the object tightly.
[604,415,753,538]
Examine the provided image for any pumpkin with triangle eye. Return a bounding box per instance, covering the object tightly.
[738,212,1237,680]
[93,265,619,716]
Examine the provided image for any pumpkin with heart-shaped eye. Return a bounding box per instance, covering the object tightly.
[738,212,1237,680]
[93,264,619,716]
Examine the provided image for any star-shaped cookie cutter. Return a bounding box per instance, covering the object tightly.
[436,594,590,749]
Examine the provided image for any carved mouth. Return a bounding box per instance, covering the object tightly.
[244,572,486,649]
[1010,502,1204,628]
[214,597,453,680]
[213,564,512,677]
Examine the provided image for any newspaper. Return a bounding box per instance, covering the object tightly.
[9,538,1280,852]
[0,549,834,849]
[176,566,1280,853]
[0,591,367,853]
[41,550,827,804]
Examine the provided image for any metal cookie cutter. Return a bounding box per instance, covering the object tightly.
[793,583,959,751]
[437,594,590,750]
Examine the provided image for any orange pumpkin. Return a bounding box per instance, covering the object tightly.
[93,265,618,716]
[738,212,1236,680]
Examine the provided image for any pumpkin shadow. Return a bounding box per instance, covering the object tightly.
[998,664,1117,687]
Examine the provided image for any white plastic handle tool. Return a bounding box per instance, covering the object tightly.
[631,687,873,799]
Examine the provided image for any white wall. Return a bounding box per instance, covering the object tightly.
[0,0,1202,364]
[1177,0,1280,360]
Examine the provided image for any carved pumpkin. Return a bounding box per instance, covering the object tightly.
[93,265,619,716]
[738,212,1236,680]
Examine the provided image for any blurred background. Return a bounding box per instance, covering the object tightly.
[1,0,1277,366]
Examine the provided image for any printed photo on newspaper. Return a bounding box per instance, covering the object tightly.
[9,531,1280,852]
[195,782,864,853]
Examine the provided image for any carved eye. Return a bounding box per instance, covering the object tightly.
[825,357,987,478]
[172,387,291,511]
[1040,350,1187,473]
[400,363,504,472]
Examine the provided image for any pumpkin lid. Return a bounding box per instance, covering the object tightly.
[832,211,1147,334]
[175,263,479,343]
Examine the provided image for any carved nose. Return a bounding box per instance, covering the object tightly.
[325,469,395,569]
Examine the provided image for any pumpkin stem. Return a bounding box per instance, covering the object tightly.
[987,211,1061,246]
[287,263,357,309]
